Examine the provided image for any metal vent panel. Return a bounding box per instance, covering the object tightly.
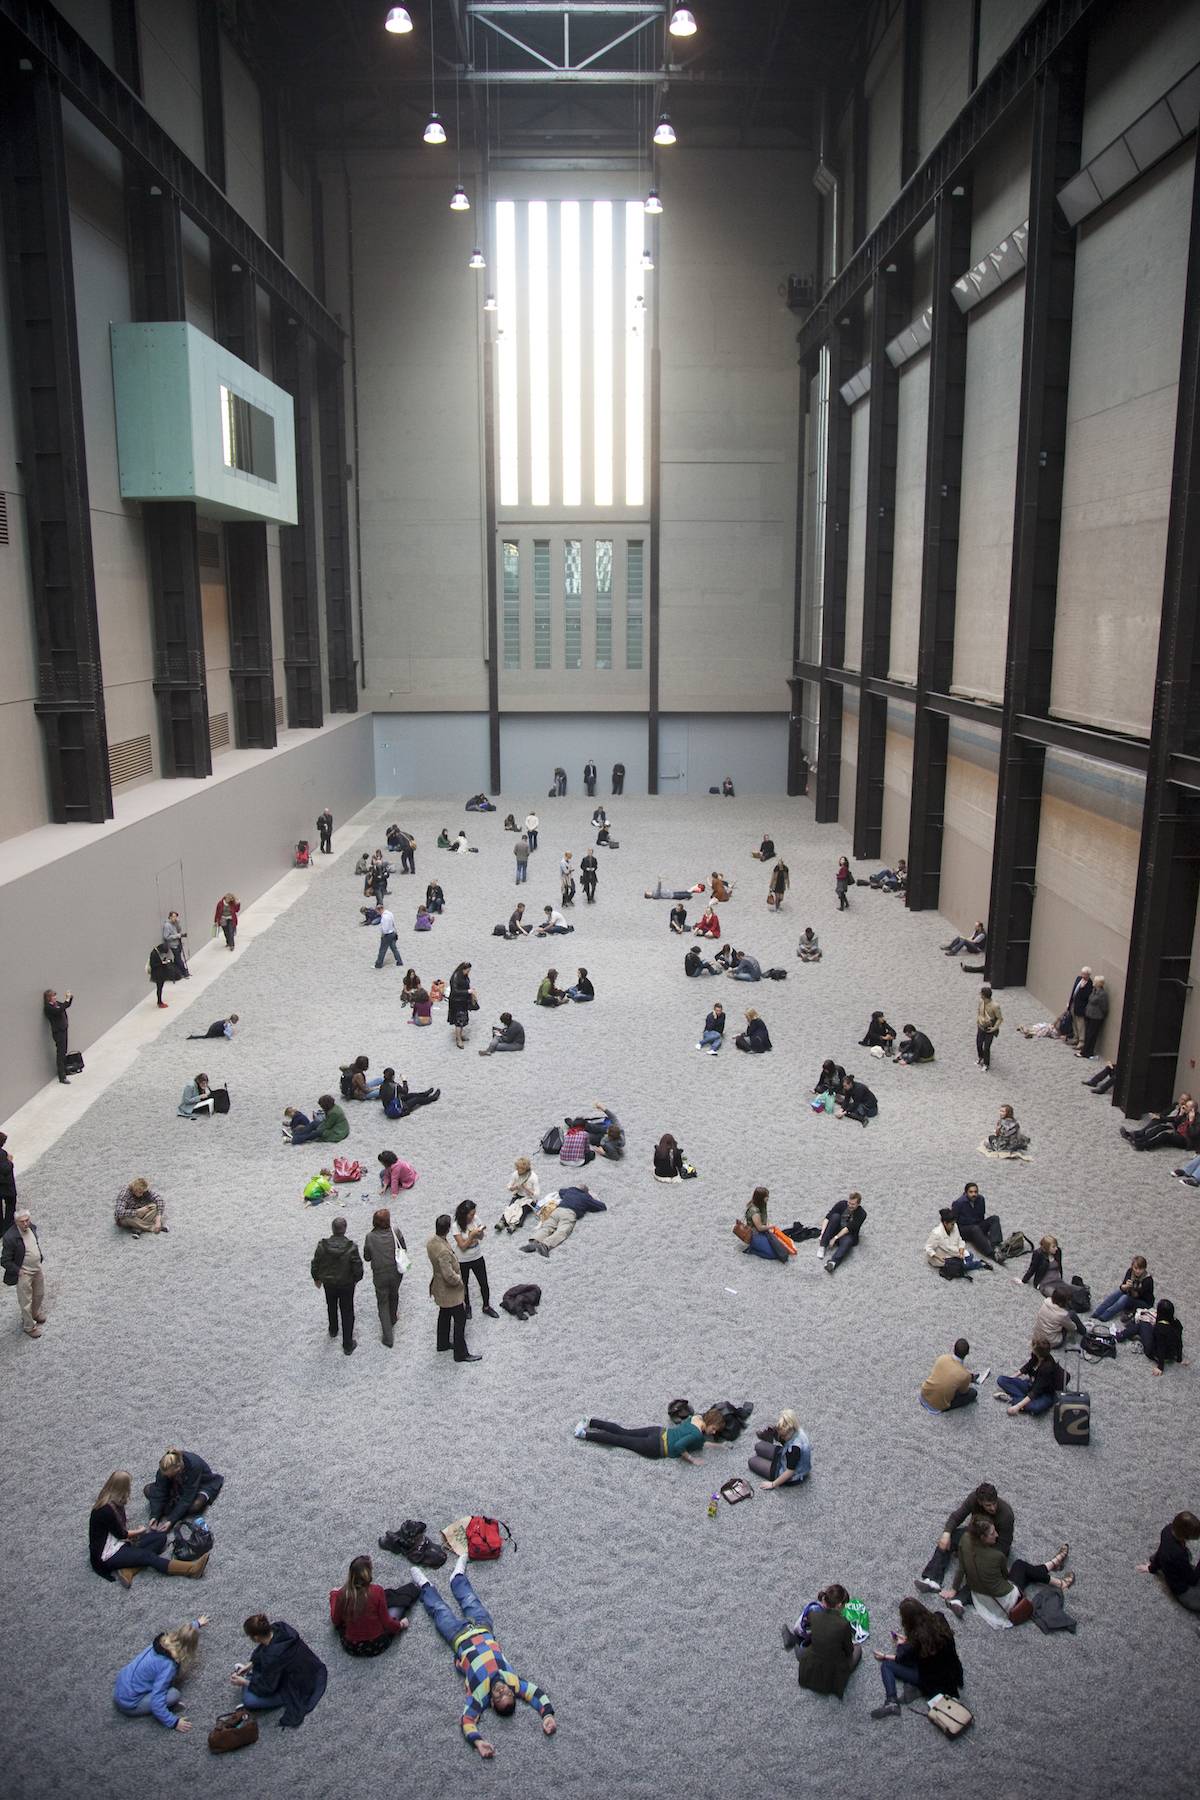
[209,710,231,751]
[109,733,153,785]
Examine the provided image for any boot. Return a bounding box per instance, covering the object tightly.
[116,1567,139,1588]
[167,1551,210,1577]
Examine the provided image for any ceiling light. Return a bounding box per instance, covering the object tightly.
[653,114,677,147]
[669,7,698,36]
[644,189,663,215]
[640,251,654,271]
[384,6,413,32]
[483,293,497,312]
[469,247,486,269]
[423,111,446,145]
[450,185,470,211]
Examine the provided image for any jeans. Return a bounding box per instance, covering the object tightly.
[241,1690,285,1713]
[481,1038,522,1053]
[528,830,538,849]
[1092,1288,1134,1321]
[881,1657,921,1702]
[515,862,528,883]
[699,1029,723,1050]
[996,1374,1054,1415]
[1178,1154,1200,1178]
[583,1419,664,1457]
[373,1274,401,1346]
[105,1528,171,1574]
[748,1229,788,1262]
[122,1685,181,1716]
[436,1302,469,1359]
[555,773,566,795]
[400,846,415,873]
[324,1281,356,1349]
[730,967,760,981]
[566,987,593,1002]
[976,1027,996,1068]
[421,1570,492,1645]
[375,933,402,967]
[820,1230,857,1267]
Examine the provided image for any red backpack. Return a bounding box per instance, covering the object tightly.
[333,1157,363,1183]
[466,1516,515,1561]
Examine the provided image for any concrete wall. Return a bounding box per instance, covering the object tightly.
[0,715,374,1120]
[939,726,999,941]
[658,715,790,797]
[888,354,929,683]
[881,702,915,867]
[843,396,870,672]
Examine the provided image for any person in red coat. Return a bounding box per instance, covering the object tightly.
[330,1556,418,1657]
[214,893,240,949]
[693,908,721,939]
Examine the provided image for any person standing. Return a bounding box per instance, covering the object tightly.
[317,808,333,854]
[363,1207,406,1349]
[43,988,72,1082]
[611,762,624,795]
[311,1216,363,1356]
[560,851,575,907]
[1080,975,1109,1059]
[976,985,1003,1070]
[553,767,567,797]
[374,905,402,969]
[1068,966,1093,1050]
[580,848,598,903]
[584,759,597,797]
[149,941,176,1009]
[2,1207,47,1338]
[161,912,189,979]
[427,1214,480,1363]
[525,811,539,851]
[397,830,416,875]
[214,893,240,950]
[835,858,852,909]
[514,834,530,884]
[0,1132,16,1235]
[454,1201,498,1320]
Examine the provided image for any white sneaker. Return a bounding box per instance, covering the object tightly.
[975,1368,991,1386]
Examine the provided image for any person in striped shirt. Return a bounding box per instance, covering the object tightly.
[409,1557,555,1758]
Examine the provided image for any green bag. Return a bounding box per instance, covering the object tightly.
[843,1599,871,1643]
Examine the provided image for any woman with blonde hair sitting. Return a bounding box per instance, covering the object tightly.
[748,1410,812,1489]
[497,1156,541,1232]
[114,1179,167,1238]
[113,1617,207,1729]
[90,1471,208,1585]
[329,1555,414,1656]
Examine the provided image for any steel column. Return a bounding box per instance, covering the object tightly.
[906,181,971,909]
[0,59,112,821]
[815,321,860,823]
[1116,133,1200,1117]
[273,310,323,729]
[196,0,226,189]
[317,352,359,712]
[854,262,908,860]
[109,0,139,92]
[482,336,501,792]
[648,340,662,795]
[262,86,284,255]
[212,250,258,367]
[787,368,812,796]
[901,0,923,183]
[986,48,1086,987]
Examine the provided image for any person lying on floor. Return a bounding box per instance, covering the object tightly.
[520,1185,606,1255]
[644,879,706,900]
[574,1407,726,1462]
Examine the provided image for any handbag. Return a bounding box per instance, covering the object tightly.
[767,1226,797,1256]
[208,1707,259,1754]
[926,1695,973,1738]
[732,1219,752,1244]
[1007,1594,1034,1625]
[719,1477,753,1504]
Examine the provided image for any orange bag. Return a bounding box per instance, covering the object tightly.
[768,1226,797,1256]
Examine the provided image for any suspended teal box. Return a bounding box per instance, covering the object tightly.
[110,321,298,524]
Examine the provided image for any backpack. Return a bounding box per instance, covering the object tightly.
[210,1086,231,1114]
[172,1518,214,1561]
[333,1157,363,1183]
[208,1707,259,1754]
[466,1516,516,1560]
[927,1695,973,1738]
[540,1126,564,1155]
[384,1094,404,1119]
[993,1231,1028,1264]
[1081,1328,1117,1360]
[492,924,507,936]
[765,967,788,981]
[339,1070,356,1099]
[937,1257,968,1280]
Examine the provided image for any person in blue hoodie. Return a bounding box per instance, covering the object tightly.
[113,1617,206,1730]
[232,1614,328,1727]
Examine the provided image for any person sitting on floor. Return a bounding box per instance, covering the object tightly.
[1116,1296,1185,1374]
[1091,1254,1154,1323]
[114,1179,168,1238]
[340,1056,381,1101]
[749,1410,811,1490]
[1139,1512,1200,1612]
[714,942,737,969]
[870,1598,962,1721]
[669,902,689,934]
[232,1614,328,1727]
[868,860,908,894]
[915,1480,1013,1601]
[409,988,433,1026]
[920,1338,984,1411]
[813,1058,845,1098]
[792,1586,861,1698]
[734,1009,772,1054]
[954,1514,1072,1624]
[834,1074,877,1125]
[653,1133,688,1182]
[496,1158,540,1233]
[425,882,445,915]
[925,1209,987,1277]
[414,906,433,931]
[436,829,453,850]
[315,1096,350,1142]
[382,1074,440,1116]
[90,1471,194,1585]
[1020,1234,1063,1296]
[537,906,573,937]
[711,871,734,902]
[685,945,718,977]
[950,1182,1002,1263]
[584,1102,625,1160]
[859,1012,896,1053]
[797,927,822,963]
[751,834,776,862]
[505,904,532,938]
[942,921,987,957]
[479,1013,525,1056]
[728,949,762,982]
[329,1555,413,1656]
[698,1003,726,1054]
[986,1104,1029,1153]
[895,1023,935,1064]
[283,1105,324,1145]
[574,1406,725,1462]
[1084,1060,1117,1095]
[819,1192,867,1272]
[144,1448,224,1528]
[113,1618,205,1728]
[995,1341,1068,1416]
[177,1075,215,1118]
[360,904,383,926]
[536,970,567,1008]
[377,1150,418,1195]
[565,967,594,1002]
[740,1186,790,1263]
[503,814,518,832]
[559,1120,595,1167]
[1120,1092,1200,1152]
[693,907,722,939]
[1031,1283,1085,1352]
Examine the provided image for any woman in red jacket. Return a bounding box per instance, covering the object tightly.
[214,893,240,950]
[329,1556,415,1657]
[693,907,721,939]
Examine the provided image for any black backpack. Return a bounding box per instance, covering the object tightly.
[339,1069,356,1099]
[211,1086,231,1115]
[540,1126,564,1155]
[173,1518,214,1561]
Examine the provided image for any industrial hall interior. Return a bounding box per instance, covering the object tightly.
[2,1,1200,1796]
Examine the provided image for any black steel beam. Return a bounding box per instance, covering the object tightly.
[273,311,323,729]
[854,261,908,859]
[196,0,226,189]
[483,336,501,792]
[787,370,812,796]
[907,180,971,910]
[262,85,284,255]
[317,352,358,712]
[791,0,1099,361]
[223,522,277,749]
[648,340,662,795]
[0,59,112,822]
[814,322,861,823]
[851,73,868,249]
[0,0,343,354]
[1117,132,1200,1118]
[109,0,139,92]
[901,0,923,183]
[1013,712,1148,772]
[212,251,259,368]
[986,47,1086,988]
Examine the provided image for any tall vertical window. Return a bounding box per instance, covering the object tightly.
[502,541,520,669]
[592,200,614,507]
[626,540,644,670]
[564,540,582,669]
[496,200,519,505]
[533,540,552,669]
[595,539,613,670]
[560,201,582,507]
[528,201,550,507]
[624,202,645,508]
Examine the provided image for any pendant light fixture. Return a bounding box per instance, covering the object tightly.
[469,247,486,269]
[669,7,698,36]
[641,250,655,271]
[644,189,663,215]
[653,114,677,147]
[423,2,445,144]
[450,186,470,210]
[483,293,497,312]
[449,68,469,207]
[384,6,413,32]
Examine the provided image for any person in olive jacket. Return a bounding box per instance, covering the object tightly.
[794,1585,861,1698]
[311,1216,363,1355]
[427,1214,479,1364]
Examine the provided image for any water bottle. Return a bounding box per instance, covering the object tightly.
[707,1493,719,1519]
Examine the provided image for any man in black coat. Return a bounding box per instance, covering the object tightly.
[317,808,334,853]
[42,989,72,1082]
[611,762,624,795]
[580,850,599,903]
[583,760,597,797]
[311,1215,363,1354]
[0,1132,16,1235]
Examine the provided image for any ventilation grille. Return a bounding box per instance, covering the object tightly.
[197,528,221,570]
[0,491,8,544]
[209,710,231,752]
[275,694,284,727]
[109,733,152,786]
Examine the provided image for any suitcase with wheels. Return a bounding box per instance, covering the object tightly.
[1053,1346,1090,1445]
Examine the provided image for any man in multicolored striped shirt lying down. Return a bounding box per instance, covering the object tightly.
[409,1556,555,1758]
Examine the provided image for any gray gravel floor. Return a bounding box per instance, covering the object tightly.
[1,793,1197,1800]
